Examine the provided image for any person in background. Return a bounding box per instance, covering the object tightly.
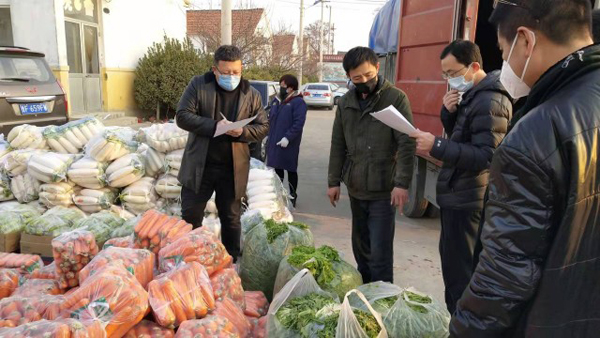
[327,46,415,283]
[450,0,600,336]
[176,45,269,261]
[266,74,308,207]
[410,40,512,315]
[592,9,600,43]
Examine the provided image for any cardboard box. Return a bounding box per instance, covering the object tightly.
[20,233,54,258]
[0,232,21,253]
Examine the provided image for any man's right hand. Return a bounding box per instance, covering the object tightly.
[327,186,341,207]
[443,90,460,113]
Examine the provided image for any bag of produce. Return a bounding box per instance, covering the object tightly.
[106,153,145,188]
[1,149,43,176]
[140,145,166,177]
[109,205,136,220]
[0,269,19,300]
[39,181,78,208]
[85,127,139,162]
[10,172,40,203]
[42,125,79,154]
[0,318,105,338]
[175,316,240,338]
[13,278,63,297]
[29,261,58,280]
[165,148,184,177]
[26,206,86,237]
[73,188,118,214]
[202,215,221,240]
[79,246,154,289]
[124,319,175,338]
[239,219,313,300]
[244,291,269,318]
[0,137,10,159]
[52,229,99,288]
[137,123,188,153]
[267,269,338,337]
[353,283,450,338]
[158,227,231,274]
[148,261,215,328]
[0,296,55,327]
[252,316,268,338]
[0,253,43,275]
[103,235,134,250]
[0,211,27,235]
[329,289,388,338]
[67,157,108,189]
[111,215,139,238]
[60,262,148,338]
[27,152,78,183]
[155,174,181,199]
[207,297,252,338]
[246,168,292,220]
[121,177,159,215]
[0,174,12,202]
[134,210,192,255]
[6,124,47,150]
[75,210,125,244]
[0,201,42,225]
[274,245,362,300]
[210,268,246,310]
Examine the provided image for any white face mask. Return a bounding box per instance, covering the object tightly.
[448,66,474,92]
[500,30,536,99]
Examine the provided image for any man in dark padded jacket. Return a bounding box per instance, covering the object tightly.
[410,40,512,314]
[449,1,600,337]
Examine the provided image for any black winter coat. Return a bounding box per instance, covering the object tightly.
[430,71,512,210]
[450,45,600,337]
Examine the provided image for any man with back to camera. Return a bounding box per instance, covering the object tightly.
[450,1,600,336]
[410,40,512,315]
[327,46,415,283]
[176,45,268,261]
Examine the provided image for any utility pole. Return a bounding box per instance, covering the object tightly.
[221,0,232,45]
[331,24,335,54]
[298,0,305,85]
[319,0,325,82]
[328,5,332,54]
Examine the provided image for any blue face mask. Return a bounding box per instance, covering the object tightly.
[217,74,241,91]
[448,66,474,92]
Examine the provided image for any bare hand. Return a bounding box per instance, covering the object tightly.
[443,90,460,113]
[226,128,243,137]
[217,119,230,127]
[327,187,341,207]
[409,129,436,154]
[391,187,409,214]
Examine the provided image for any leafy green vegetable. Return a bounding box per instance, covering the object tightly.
[276,293,336,334]
[265,219,289,243]
[110,215,139,238]
[287,246,341,286]
[374,296,399,310]
[76,211,125,244]
[25,206,86,236]
[0,211,25,234]
[403,291,432,314]
[315,309,380,338]
[354,309,381,338]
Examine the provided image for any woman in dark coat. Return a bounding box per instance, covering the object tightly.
[266,74,307,207]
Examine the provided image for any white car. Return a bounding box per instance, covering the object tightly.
[302,83,335,110]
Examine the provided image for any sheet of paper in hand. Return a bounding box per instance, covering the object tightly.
[370,105,416,135]
[214,114,258,137]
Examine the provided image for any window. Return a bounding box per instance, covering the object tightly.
[307,85,329,91]
[0,7,13,46]
[0,56,53,83]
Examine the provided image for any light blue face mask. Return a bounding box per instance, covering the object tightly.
[217,74,241,91]
[448,66,474,92]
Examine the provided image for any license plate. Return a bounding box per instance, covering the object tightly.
[313,94,322,97]
[20,103,49,114]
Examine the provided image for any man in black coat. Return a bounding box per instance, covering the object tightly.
[410,40,512,314]
[450,1,600,337]
[176,45,268,260]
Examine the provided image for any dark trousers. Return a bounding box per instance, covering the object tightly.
[439,208,481,314]
[349,196,396,283]
[181,165,242,259]
[275,169,298,198]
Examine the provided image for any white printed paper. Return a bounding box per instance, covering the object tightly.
[370,105,416,135]
[214,115,258,137]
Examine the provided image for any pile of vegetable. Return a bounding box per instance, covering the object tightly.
[0,253,43,275]
[210,268,246,310]
[165,149,184,177]
[120,177,159,215]
[25,206,86,237]
[27,153,79,184]
[85,127,139,162]
[7,124,48,150]
[67,157,108,189]
[0,269,19,299]
[51,229,99,288]
[42,117,104,154]
[137,123,188,154]
[245,168,293,222]
[79,246,154,288]
[75,210,125,244]
[106,153,145,188]
[39,182,78,208]
[134,209,193,255]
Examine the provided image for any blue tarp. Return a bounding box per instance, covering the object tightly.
[368,0,401,54]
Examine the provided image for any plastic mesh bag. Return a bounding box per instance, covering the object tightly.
[85,127,139,162]
[207,297,252,338]
[52,229,99,288]
[148,262,215,328]
[0,173,13,202]
[6,124,47,150]
[39,181,78,208]
[140,145,166,178]
[155,174,182,199]
[106,153,145,188]
[68,157,108,189]
[124,319,174,338]
[244,291,269,318]
[29,261,58,280]
[27,152,79,183]
[0,253,43,276]
[12,278,63,297]
[0,295,65,327]
[0,318,106,338]
[133,210,192,255]
[79,247,155,289]
[75,210,125,244]
[102,235,134,250]
[0,211,26,235]
[74,188,119,214]
[120,178,159,215]
[137,123,188,153]
[10,172,41,203]
[0,269,19,300]
[164,149,184,177]
[239,220,313,301]
[175,316,240,338]
[210,268,246,310]
[26,206,86,236]
[0,201,41,224]
[1,149,45,177]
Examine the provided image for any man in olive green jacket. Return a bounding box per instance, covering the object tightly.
[328,47,415,283]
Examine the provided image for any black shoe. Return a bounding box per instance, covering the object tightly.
[291,194,297,208]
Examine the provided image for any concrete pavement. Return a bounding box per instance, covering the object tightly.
[288,108,445,303]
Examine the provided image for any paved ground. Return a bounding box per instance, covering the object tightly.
[285,108,445,303]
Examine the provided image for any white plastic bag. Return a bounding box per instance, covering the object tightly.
[336,290,388,338]
[27,152,79,183]
[0,137,10,160]
[6,124,48,150]
[10,172,40,203]
[120,177,158,215]
[139,144,166,177]
[137,123,188,153]
[105,153,145,188]
[155,174,181,199]
[73,187,118,213]
[67,157,108,189]
[39,181,78,208]
[165,148,184,177]
[1,149,44,176]
[85,127,139,162]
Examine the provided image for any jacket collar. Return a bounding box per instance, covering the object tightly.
[459,70,508,106]
[203,71,251,120]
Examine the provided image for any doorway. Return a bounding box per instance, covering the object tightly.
[474,0,503,72]
[64,0,102,113]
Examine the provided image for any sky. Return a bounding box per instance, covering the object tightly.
[189,0,385,52]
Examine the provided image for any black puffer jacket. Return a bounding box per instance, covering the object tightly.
[430,71,512,210]
[450,45,600,337]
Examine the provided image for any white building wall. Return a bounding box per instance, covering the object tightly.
[101,0,187,70]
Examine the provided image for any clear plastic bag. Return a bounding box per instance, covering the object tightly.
[175,316,240,338]
[148,261,215,328]
[124,319,174,338]
[6,124,47,150]
[244,291,269,318]
[102,235,134,250]
[202,216,221,240]
[0,296,55,327]
[120,177,159,215]
[239,220,313,301]
[79,247,155,289]
[0,137,10,160]
[207,297,252,338]
[85,127,139,162]
[0,253,42,276]
[164,149,184,177]
[0,211,26,234]
[12,278,63,296]
[155,174,182,199]
[336,290,388,338]
[210,268,246,310]
[0,173,13,202]
[61,262,148,338]
[139,145,166,178]
[68,157,109,189]
[27,152,79,183]
[1,149,41,176]
[111,215,140,238]
[39,181,78,208]
[0,201,42,223]
[26,206,86,236]
[0,318,106,338]
[10,172,41,203]
[106,153,145,188]
[133,210,192,255]
[29,261,58,280]
[74,188,119,214]
[75,210,125,244]
[137,123,188,153]
[51,229,99,288]
[274,245,363,300]
[0,269,19,299]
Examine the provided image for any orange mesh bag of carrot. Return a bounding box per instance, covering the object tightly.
[252,316,267,338]
[0,253,43,276]
[0,269,19,300]
[52,230,99,289]
[210,268,245,310]
[29,262,58,280]
[123,319,175,338]
[0,295,64,327]
[103,235,133,250]
[206,298,251,338]
[243,291,269,318]
[12,278,64,296]
[0,318,106,338]
[148,262,215,329]
[60,261,149,338]
[79,247,155,289]
[174,316,240,338]
[133,210,192,255]
[158,228,232,275]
